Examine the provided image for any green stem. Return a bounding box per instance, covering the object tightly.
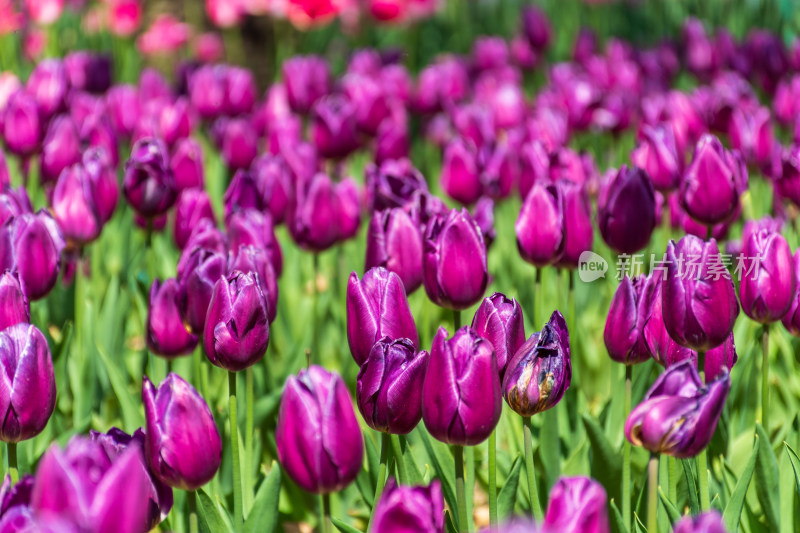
[697,357,710,511]
[623,365,632,532]
[761,324,770,434]
[455,445,468,533]
[390,434,407,485]
[488,429,497,525]
[534,268,542,328]
[187,490,198,533]
[648,454,659,533]
[312,254,319,363]
[452,309,462,332]
[374,432,391,505]
[668,457,678,503]
[229,372,243,528]
[466,446,474,532]
[523,416,543,520]
[245,367,254,508]
[7,442,17,484]
[321,493,332,533]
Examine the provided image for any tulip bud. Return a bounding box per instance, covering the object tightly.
[673,511,727,533]
[598,165,656,254]
[342,74,389,136]
[223,169,262,218]
[51,164,103,246]
[177,221,227,276]
[189,65,225,120]
[226,208,283,277]
[40,115,81,184]
[471,292,526,377]
[625,359,729,458]
[662,235,740,351]
[365,158,428,212]
[106,84,140,138]
[26,59,67,120]
[170,137,205,191]
[643,271,695,368]
[370,480,444,533]
[728,106,773,167]
[604,275,660,365]
[1,91,41,157]
[502,311,571,417]
[219,117,258,172]
[0,187,32,227]
[516,182,566,267]
[173,189,216,250]
[203,271,270,371]
[375,108,410,164]
[365,208,424,294]
[557,181,593,269]
[282,56,332,115]
[423,209,488,310]
[158,98,192,147]
[542,477,609,533]
[357,338,429,434]
[228,245,279,324]
[740,228,795,323]
[522,6,551,51]
[631,124,681,192]
[0,272,29,332]
[252,154,292,225]
[703,332,737,381]
[223,66,257,116]
[0,210,65,300]
[0,324,55,442]
[147,278,198,358]
[276,366,363,493]
[311,94,360,160]
[64,51,112,94]
[177,248,227,334]
[441,137,481,205]
[82,148,119,225]
[123,137,177,219]
[289,173,361,252]
[142,374,222,490]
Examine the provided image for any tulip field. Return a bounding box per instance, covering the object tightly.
[4,0,800,532]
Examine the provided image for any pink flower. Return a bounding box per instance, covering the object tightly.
[107,0,142,37]
[0,1,24,35]
[206,0,245,28]
[195,32,224,63]
[137,14,190,55]
[286,0,340,29]
[23,29,47,62]
[26,0,64,25]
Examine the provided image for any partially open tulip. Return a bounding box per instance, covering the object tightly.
[173,189,216,250]
[282,56,331,115]
[347,267,418,366]
[516,182,565,267]
[123,137,177,219]
[276,366,363,494]
[0,210,65,300]
[40,115,81,184]
[0,272,28,332]
[625,359,729,458]
[365,158,428,211]
[177,248,227,334]
[142,373,222,490]
[598,165,656,254]
[673,511,727,533]
[441,137,481,205]
[739,228,795,323]
[357,337,429,434]
[289,173,361,252]
[631,124,681,191]
[51,164,103,246]
[147,278,198,358]
[364,208,424,294]
[228,245,279,323]
[542,476,609,533]
[662,235,739,351]
[557,180,593,269]
[0,324,55,443]
[1,91,41,157]
[503,311,571,417]
[604,275,659,365]
[471,292,526,377]
[370,480,444,533]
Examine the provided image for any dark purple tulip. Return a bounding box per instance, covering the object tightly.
[220,118,258,172]
[516,182,565,267]
[364,208,423,294]
[203,271,269,372]
[441,137,481,205]
[252,154,292,224]
[177,248,227,334]
[289,173,361,252]
[357,338,429,434]
[557,181,593,269]
[228,245,279,324]
[0,210,65,300]
[64,52,112,94]
[522,7,551,51]
[26,59,67,120]
[422,326,501,445]
[170,138,205,192]
[158,98,192,147]
[631,124,681,192]
[472,196,496,249]
[625,359,729,458]
[176,222,227,277]
[311,94,360,160]
[189,65,226,120]
[739,228,794,323]
[226,208,283,277]
[31,437,150,533]
[0,272,29,332]
[663,235,740,351]
[673,511,727,533]
[680,135,747,226]
[346,267,418,366]
[598,165,656,254]
[173,189,216,250]
[479,140,518,200]
[276,366,363,494]
[83,148,119,224]
[2,91,41,157]
[781,251,800,336]
[370,480,444,533]
[40,115,81,184]
[643,271,695,368]
[282,56,332,115]
[375,108,410,164]
[223,66,257,116]
[51,164,103,246]
[471,292,525,378]
[147,278,198,358]
[342,74,389,136]
[0,324,55,443]
[365,158,428,211]
[542,476,609,533]
[0,474,33,515]
[604,275,659,365]
[123,137,177,219]
[703,332,738,381]
[502,311,571,417]
[0,187,32,227]
[142,373,222,490]
[105,84,140,138]
[223,169,262,218]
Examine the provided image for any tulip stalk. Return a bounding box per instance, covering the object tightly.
[697,352,710,511]
[622,365,632,530]
[761,324,770,434]
[454,444,469,532]
[391,435,407,484]
[488,429,497,525]
[523,416,543,520]
[321,493,333,533]
[187,490,199,533]
[374,432,392,510]
[7,442,17,483]
[647,454,658,533]
[245,367,255,506]
[229,372,244,528]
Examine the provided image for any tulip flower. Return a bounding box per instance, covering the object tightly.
[226,208,283,275]
[1,91,41,158]
[81,114,119,169]
[342,73,389,136]
[157,98,192,147]
[0,210,65,300]
[31,437,150,533]
[557,181,593,269]
[702,332,738,381]
[364,208,424,294]
[105,84,140,138]
[173,189,216,250]
[177,221,227,276]
[0,187,32,227]
[739,228,795,323]
[662,235,740,351]
[276,365,364,493]
[423,209,488,311]
[631,124,681,192]
[542,476,609,533]
[51,164,103,246]
[224,169,263,218]
[107,0,142,37]
[728,106,773,167]
[781,251,800,336]
[516,182,566,267]
[503,311,571,417]
[0,474,33,515]
[311,94,360,160]
[64,51,112,94]
[0,324,56,443]
[346,267,418,366]
[123,137,177,219]
[370,480,444,533]
[223,66,257,116]
[220,118,258,172]
[357,337,429,434]
[522,6,551,51]
[413,58,469,114]
[673,510,727,533]
[189,65,226,120]
[472,196,497,249]
[604,275,660,365]
[40,115,81,184]
[170,137,205,191]
[598,165,656,254]
[252,154,292,225]
[441,137,481,205]
[177,248,227,334]
[643,271,695,368]
[365,158,428,211]
[282,56,331,115]
[375,109,410,164]
[471,292,526,377]
[289,173,361,252]
[228,245,279,324]
[82,148,119,225]
[625,359,729,458]
[147,278,198,357]
[0,271,28,332]
[26,59,67,120]
[142,373,222,490]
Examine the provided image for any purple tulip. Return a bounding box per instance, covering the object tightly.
[177,248,227,334]
[598,165,656,254]
[220,118,258,172]
[276,366,363,494]
[82,148,119,224]
[631,124,681,192]
[224,169,263,218]
[522,7,551,51]
[781,251,800,336]
[173,189,216,250]
[51,164,103,246]
[502,311,571,417]
[282,56,332,115]
[105,84,140,138]
[728,106,773,167]
[225,208,283,277]
[703,332,738,381]
[471,292,526,378]
[422,326,501,445]
[0,324,55,443]
[441,137,482,205]
[228,245,279,324]
[0,474,33,516]
[643,271,695,368]
[40,115,81,184]
[472,196,497,249]
[189,65,226,120]
[370,480,444,533]
[423,209,488,310]
[662,235,740,351]
[375,109,410,164]
[604,275,659,365]
[223,66,257,116]
[147,278,198,358]
[170,137,205,191]
[357,338,429,434]
[365,158,428,211]
[158,98,192,147]
[0,187,31,228]
[346,267,418,366]
[542,477,609,533]
[342,74,389,136]
[252,154,292,225]
[740,228,795,323]
[26,59,67,120]
[625,359,729,458]
[450,105,493,154]
[556,181,593,269]
[311,94,360,160]
[413,58,469,114]
[0,210,65,300]
[64,51,112,94]
[0,272,29,332]
[364,208,424,294]
[516,182,565,267]
[289,173,361,252]
[673,511,727,533]
[203,271,270,371]
[2,91,41,157]
[123,137,177,219]
[176,221,228,277]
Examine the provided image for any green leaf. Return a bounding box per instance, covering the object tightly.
[754,424,780,531]
[540,407,561,490]
[681,459,700,515]
[608,499,628,533]
[197,488,234,533]
[331,517,362,533]
[497,453,522,520]
[419,430,457,514]
[445,510,458,533]
[785,442,800,495]
[95,342,141,430]
[244,463,281,533]
[722,435,760,532]
[582,414,622,505]
[658,487,680,524]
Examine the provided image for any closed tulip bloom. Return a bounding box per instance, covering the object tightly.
[40,115,81,184]
[0,272,29,332]
[51,164,103,246]
[370,480,444,533]
[375,108,410,164]
[147,278,198,358]
[283,56,332,115]
[223,169,263,218]
[177,248,227,334]
[703,332,738,381]
[441,137,481,205]
[728,106,773,167]
[673,511,727,533]
[105,84,140,138]
[252,154,292,224]
[204,271,270,371]
[276,366,364,494]
[604,275,659,365]
[176,222,227,278]
[557,181,593,269]
[189,65,226,120]
[643,271,695,368]
[311,94,360,160]
[346,267,418,366]
[158,98,192,147]
[226,208,283,277]
[662,235,740,351]
[522,6,551,51]
[365,158,428,211]
[542,477,609,533]
[625,359,729,458]
[0,187,32,227]
[0,210,65,300]
[228,245,279,323]
[26,59,67,120]
[123,137,177,219]
[64,52,112,94]
[289,173,361,252]
[82,148,119,225]
[365,208,424,294]
[471,292,526,377]
[342,74,389,136]
[0,324,55,442]
[357,338,429,434]
[31,437,150,533]
[781,251,800,336]
[740,228,795,323]
[170,137,205,191]
[680,135,747,226]
[502,311,571,417]
[631,124,681,192]
[2,91,41,157]
[142,374,222,490]
[598,165,656,254]
[81,115,120,169]
[223,66,257,116]
[516,182,565,267]
[173,189,216,250]
[220,118,258,172]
